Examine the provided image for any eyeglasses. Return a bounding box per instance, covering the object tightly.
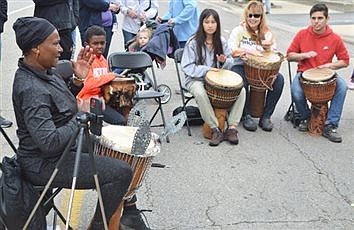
[248,14,261,19]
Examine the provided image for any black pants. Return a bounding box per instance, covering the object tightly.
[59,29,73,61]
[19,153,132,228]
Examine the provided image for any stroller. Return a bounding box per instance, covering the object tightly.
[113,20,179,104]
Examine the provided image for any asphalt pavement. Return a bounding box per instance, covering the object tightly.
[1,1,354,229]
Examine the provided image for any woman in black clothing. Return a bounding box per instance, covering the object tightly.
[12,16,132,229]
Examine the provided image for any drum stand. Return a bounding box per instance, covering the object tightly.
[24,113,108,230]
[308,102,328,135]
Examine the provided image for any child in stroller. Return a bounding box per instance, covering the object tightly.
[112,21,175,104]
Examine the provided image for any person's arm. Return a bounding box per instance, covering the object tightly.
[228,26,245,57]
[0,0,7,24]
[181,40,211,80]
[144,0,158,20]
[80,0,110,12]
[169,0,198,25]
[20,84,78,156]
[220,37,234,70]
[319,36,350,70]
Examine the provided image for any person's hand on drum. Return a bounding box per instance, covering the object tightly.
[209,67,220,72]
[302,51,317,59]
[72,45,94,81]
[317,63,333,69]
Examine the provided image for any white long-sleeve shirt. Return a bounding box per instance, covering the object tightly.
[119,0,158,34]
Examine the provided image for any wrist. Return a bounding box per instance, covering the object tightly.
[73,75,84,83]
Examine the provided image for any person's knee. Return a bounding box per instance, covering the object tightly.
[335,77,348,95]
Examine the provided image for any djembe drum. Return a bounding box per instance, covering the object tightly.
[300,68,337,135]
[242,51,284,117]
[94,125,160,229]
[203,69,243,138]
[101,77,137,118]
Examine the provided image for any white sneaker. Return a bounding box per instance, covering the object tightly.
[348,79,354,90]
[112,22,118,32]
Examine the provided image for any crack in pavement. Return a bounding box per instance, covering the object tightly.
[278,129,353,206]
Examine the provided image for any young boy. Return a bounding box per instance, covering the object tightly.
[77,25,126,125]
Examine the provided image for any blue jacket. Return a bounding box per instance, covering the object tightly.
[162,0,199,42]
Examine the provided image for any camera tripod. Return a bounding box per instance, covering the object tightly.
[24,113,108,230]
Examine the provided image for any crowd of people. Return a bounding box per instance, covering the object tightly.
[0,0,353,229]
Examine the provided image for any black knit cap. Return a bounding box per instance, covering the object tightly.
[13,16,56,53]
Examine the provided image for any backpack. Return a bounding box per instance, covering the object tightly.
[172,106,203,126]
[0,156,46,230]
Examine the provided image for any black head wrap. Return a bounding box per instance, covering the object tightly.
[13,16,56,53]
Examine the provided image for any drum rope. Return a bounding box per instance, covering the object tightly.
[256,68,276,91]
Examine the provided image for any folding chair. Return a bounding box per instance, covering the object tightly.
[0,118,72,229]
[173,48,196,136]
[108,51,170,142]
[284,60,299,128]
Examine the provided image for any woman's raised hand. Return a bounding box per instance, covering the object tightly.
[71,46,94,80]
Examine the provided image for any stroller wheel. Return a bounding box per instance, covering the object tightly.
[155,84,171,104]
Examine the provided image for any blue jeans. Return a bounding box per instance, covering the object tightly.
[122,30,137,49]
[103,25,113,58]
[231,64,284,119]
[291,72,347,127]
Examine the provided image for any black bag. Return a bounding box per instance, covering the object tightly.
[0,156,46,230]
[172,106,203,126]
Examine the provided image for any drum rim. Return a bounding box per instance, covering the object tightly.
[302,67,336,82]
[300,75,337,85]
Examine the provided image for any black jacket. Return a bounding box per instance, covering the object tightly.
[33,0,78,31]
[0,0,7,33]
[12,59,79,173]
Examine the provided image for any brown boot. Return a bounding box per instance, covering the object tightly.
[225,128,239,145]
[209,128,223,146]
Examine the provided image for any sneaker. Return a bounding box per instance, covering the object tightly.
[323,124,342,143]
[348,79,354,90]
[225,128,239,145]
[209,128,223,146]
[259,118,273,131]
[120,209,151,230]
[298,119,308,132]
[242,115,257,131]
[0,116,12,128]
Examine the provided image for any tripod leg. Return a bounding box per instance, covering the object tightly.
[85,129,109,230]
[66,126,86,230]
[23,128,80,229]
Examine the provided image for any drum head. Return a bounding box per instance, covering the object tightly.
[302,68,335,82]
[245,51,281,64]
[112,77,135,83]
[99,125,159,156]
[205,69,243,88]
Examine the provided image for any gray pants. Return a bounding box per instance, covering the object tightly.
[187,80,246,129]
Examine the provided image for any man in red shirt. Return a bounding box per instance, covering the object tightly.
[287,3,349,143]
